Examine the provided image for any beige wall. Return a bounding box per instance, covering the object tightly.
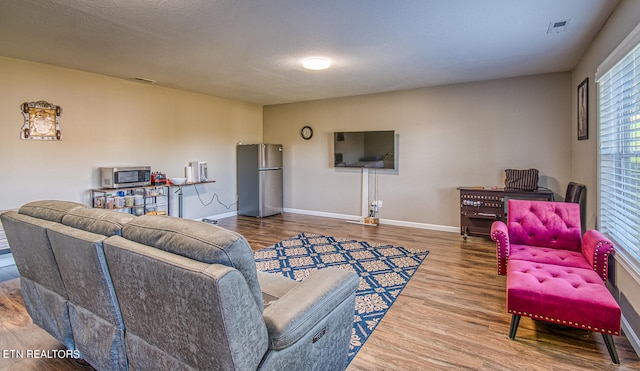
[0,57,263,218]
[264,72,572,229]
[571,0,640,342]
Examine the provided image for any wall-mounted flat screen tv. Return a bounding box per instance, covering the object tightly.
[334,130,396,170]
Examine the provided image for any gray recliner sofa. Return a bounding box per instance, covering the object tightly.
[1,200,359,370]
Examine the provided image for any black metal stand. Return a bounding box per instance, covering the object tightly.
[174,186,184,218]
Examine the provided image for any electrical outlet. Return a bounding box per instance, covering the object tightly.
[378,200,382,208]
[372,200,383,208]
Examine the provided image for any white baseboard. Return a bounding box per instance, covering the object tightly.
[622,314,640,359]
[379,218,459,233]
[283,208,458,233]
[283,208,360,221]
[200,210,238,221]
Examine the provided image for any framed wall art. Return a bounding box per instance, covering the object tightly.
[577,78,588,140]
[20,100,62,140]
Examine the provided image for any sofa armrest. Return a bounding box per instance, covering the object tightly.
[262,268,358,350]
[582,229,615,283]
[491,221,510,275]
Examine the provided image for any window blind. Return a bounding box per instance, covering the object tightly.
[596,23,640,82]
[597,39,640,266]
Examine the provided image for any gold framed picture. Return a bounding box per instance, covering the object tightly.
[20,100,62,140]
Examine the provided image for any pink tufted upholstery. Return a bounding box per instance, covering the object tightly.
[491,200,615,281]
[509,244,593,270]
[507,260,621,336]
[490,200,620,363]
[507,201,582,251]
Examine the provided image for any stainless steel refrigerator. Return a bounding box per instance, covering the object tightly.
[237,144,283,217]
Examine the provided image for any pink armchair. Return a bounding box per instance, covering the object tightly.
[490,200,620,363]
[491,199,614,281]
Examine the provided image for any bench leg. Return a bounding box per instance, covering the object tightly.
[602,333,620,364]
[509,314,521,339]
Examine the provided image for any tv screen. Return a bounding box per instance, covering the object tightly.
[334,130,396,170]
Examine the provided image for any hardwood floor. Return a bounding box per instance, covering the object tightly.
[1,213,639,370]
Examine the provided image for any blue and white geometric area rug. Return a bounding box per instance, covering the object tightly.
[254,232,429,366]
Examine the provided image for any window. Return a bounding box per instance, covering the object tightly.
[597,26,640,269]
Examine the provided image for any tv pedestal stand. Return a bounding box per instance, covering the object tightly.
[346,168,379,227]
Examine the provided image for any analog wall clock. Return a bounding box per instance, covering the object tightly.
[301,125,313,140]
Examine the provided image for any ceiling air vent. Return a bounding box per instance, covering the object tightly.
[134,76,157,83]
[547,20,570,34]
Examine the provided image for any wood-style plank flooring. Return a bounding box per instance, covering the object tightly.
[1,213,639,370]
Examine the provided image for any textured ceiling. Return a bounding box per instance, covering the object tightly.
[0,0,620,105]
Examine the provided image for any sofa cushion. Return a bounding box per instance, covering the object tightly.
[509,244,593,271]
[47,224,124,325]
[18,200,86,223]
[0,211,67,295]
[47,223,127,370]
[121,215,263,309]
[62,207,135,236]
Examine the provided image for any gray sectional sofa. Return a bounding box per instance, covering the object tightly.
[1,200,359,370]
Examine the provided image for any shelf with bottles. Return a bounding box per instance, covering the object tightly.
[91,184,170,216]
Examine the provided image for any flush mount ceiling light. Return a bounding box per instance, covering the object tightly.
[302,57,331,70]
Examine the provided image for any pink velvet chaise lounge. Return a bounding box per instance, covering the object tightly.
[491,199,621,364]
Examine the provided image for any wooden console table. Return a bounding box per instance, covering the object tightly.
[458,187,554,240]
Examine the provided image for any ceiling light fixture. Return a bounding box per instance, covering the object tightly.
[302,57,331,70]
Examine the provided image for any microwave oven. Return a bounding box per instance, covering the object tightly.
[100,166,151,188]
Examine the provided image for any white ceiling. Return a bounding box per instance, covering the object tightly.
[0,0,620,105]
